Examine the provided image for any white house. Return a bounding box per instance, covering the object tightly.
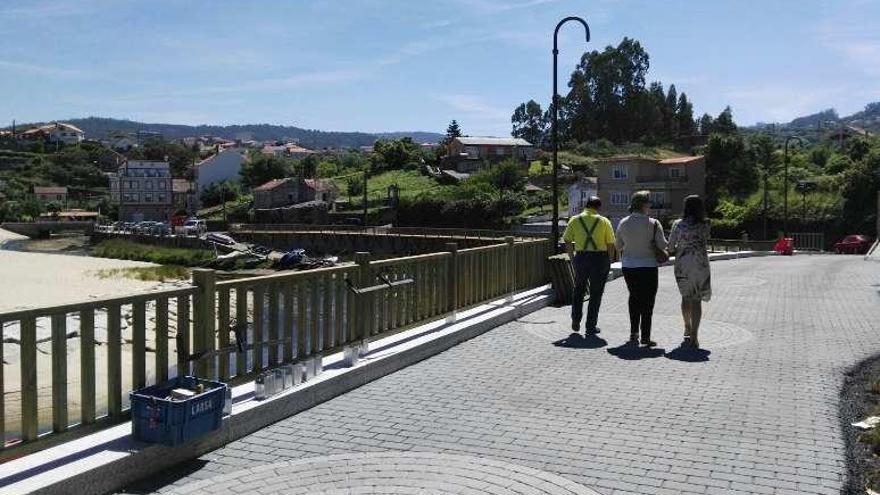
[194,148,248,193]
[21,122,84,145]
[568,176,598,218]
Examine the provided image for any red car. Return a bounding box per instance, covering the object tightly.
[834,235,874,254]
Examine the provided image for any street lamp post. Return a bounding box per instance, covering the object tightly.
[782,136,805,236]
[551,16,590,252]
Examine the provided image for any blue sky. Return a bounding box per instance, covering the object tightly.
[1,0,878,136]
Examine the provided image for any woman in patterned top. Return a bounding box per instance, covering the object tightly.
[667,195,712,349]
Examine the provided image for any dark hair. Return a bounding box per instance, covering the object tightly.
[683,195,705,223]
[628,190,650,213]
[585,196,601,209]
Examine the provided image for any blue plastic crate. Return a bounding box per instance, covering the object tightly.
[130,376,227,446]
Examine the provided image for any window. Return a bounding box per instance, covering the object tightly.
[612,164,629,179]
[123,193,132,202]
[56,194,63,201]
[495,147,506,156]
[649,192,667,207]
[465,146,480,159]
[668,167,682,178]
[158,180,167,190]
[145,180,153,190]
[288,193,295,203]
[146,169,157,178]
[130,193,140,202]
[610,191,629,206]
[144,193,154,203]
[157,193,167,202]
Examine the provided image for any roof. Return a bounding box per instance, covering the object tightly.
[34,186,68,195]
[658,156,704,165]
[253,178,292,192]
[303,179,338,192]
[524,183,545,192]
[454,137,533,147]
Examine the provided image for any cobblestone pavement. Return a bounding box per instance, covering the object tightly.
[123,255,880,495]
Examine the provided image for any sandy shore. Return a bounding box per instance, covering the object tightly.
[0,228,171,313]
[0,228,192,441]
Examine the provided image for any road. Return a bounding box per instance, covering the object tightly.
[122,255,880,495]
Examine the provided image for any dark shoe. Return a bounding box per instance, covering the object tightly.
[628,333,639,345]
[681,336,692,348]
[586,327,601,335]
[571,321,580,333]
[640,339,657,348]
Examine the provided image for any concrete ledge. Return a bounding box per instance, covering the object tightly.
[0,286,552,495]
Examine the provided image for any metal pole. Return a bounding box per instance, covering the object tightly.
[551,16,590,253]
[783,139,789,236]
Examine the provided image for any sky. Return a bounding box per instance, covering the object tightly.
[1,0,878,137]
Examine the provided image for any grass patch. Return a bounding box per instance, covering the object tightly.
[93,266,191,282]
[91,239,215,266]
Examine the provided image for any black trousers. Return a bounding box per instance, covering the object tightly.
[571,251,610,331]
[622,267,659,340]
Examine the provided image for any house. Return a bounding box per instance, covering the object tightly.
[33,186,68,205]
[444,137,535,173]
[194,148,248,194]
[20,122,84,145]
[259,143,317,159]
[172,178,197,216]
[567,177,599,217]
[109,160,175,221]
[108,133,138,151]
[252,177,339,209]
[593,155,706,226]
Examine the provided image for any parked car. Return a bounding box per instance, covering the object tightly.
[206,232,235,246]
[150,222,171,237]
[182,219,207,237]
[833,235,873,254]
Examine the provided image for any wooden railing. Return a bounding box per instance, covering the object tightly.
[228,223,545,240]
[0,238,550,458]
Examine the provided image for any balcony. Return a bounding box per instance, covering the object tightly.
[635,175,688,183]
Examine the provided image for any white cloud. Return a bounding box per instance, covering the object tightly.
[0,60,87,78]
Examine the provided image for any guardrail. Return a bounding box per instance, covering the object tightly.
[0,237,550,458]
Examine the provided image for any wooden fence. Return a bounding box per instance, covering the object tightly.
[0,238,550,458]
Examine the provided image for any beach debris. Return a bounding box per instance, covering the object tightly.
[852,416,880,430]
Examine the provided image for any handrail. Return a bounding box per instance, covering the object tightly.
[0,237,551,458]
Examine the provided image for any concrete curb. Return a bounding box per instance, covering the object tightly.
[0,287,552,495]
[609,250,776,279]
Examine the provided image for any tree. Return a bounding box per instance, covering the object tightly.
[239,154,290,188]
[705,133,758,210]
[677,93,695,137]
[749,134,779,238]
[663,84,679,139]
[841,150,880,234]
[373,138,420,171]
[443,120,463,146]
[698,113,714,135]
[200,181,240,208]
[511,100,547,147]
[714,106,738,134]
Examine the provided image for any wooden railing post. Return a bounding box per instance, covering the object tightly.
[445,243,458,321]
[192,269,217,379]
[355,252,371,344]
[506,237,516,303]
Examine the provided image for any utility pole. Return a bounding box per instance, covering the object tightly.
[362,168,368,227]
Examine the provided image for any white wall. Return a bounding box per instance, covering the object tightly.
[196,149,246,192]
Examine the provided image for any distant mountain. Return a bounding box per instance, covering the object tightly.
[4,117,444,149]
[764,102,880,133]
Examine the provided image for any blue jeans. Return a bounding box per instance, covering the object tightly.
[571,251,610,331]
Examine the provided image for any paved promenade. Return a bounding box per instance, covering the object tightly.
[122,255,880,495]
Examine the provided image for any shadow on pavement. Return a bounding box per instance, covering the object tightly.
[665,346,711,362]
[552,332,608,349]
[606,343,665,360]
[118,459,210,494]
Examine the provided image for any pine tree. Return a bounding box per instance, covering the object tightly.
[676,93,695,137]
[443,120,462,146]
[714,106,738,134]
[698,113,714,135]
[664,84,679,140]
[511,100,547,147]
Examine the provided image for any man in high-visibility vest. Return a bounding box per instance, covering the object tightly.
[563,196,617,334]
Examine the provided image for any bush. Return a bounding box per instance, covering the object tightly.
[92,240,215,266]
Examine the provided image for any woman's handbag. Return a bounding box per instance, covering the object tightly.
[651,221,670,264]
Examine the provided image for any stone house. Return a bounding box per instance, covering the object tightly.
[444,137,535,173]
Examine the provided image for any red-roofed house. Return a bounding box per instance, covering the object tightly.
[33,186,68,205]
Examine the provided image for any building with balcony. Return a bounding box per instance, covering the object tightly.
[444,137,536,173]
[594,155,706,226]
[109,160,175,221]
